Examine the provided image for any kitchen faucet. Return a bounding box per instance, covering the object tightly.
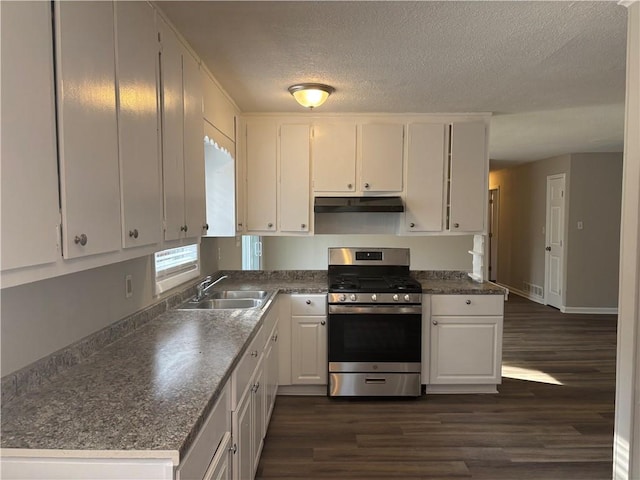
[195,275,228,301]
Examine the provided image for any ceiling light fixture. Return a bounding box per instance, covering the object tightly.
[288,83,335,109]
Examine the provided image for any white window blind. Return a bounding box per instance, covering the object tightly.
[154,244,200,294]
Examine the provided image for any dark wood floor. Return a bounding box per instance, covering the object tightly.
[257,295,618,480]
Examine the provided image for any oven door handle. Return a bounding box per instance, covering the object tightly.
[328,305,422,315]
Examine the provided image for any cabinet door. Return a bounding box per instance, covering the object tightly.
[280,124,310,233]
[449,122,487,233]
[55,1,121,259]
[405,123,446,232]
[251,363,265,478]
[115,1,161,249]
[430,315,502,384]
[158,17,185,241]
[291,315,328,384]
[202,69,236,142]
[312,123,356,192]
[182,49,206,238]
[245,122,277,232]
[264,324,279,425]
[232,389,252,480]
[1,1,60,271]
[203,432,232,480]
[360,123,404,192]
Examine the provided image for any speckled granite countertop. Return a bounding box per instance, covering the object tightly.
[0,270,503,462]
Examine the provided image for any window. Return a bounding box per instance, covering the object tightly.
[154,244,200,295]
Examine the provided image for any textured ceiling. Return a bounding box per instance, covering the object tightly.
[158,1,628,164]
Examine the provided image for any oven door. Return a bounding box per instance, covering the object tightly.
[328,304,422,373]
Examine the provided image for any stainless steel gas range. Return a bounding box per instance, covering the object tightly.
[327,247,422,397]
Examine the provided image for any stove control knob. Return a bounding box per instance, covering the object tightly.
[339,294,346,302]
[404,294,411,302]
[350,294,357,302]
[371,294,377,302]
[393,294,399,302]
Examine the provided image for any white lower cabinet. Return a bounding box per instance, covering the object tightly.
[231,300,279,480]
[290,294,328,385]
[428,295,504,389]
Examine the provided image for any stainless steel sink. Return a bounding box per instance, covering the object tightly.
[180,298,264,310]
[208,290,268,300]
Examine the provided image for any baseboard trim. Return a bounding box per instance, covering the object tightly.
[502,284,545,305]
[425,384,499,394]
[561,306,619,315]
[277,385,327,396]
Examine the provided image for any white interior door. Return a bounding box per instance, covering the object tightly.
[545,174,566,309]
[488,188,499,282]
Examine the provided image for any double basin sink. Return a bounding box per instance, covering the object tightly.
[179,290,269,310]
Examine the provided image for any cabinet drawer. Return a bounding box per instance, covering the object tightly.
[176,382,230,480]
[431,294,503,316]
[232,325,264,406]
[291,294,327,316]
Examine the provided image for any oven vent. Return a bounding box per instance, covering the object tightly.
[314,196,404,213]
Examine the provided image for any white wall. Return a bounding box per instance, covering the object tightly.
[262,235,474,270]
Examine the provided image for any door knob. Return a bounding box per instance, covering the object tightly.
[545,246,551,251]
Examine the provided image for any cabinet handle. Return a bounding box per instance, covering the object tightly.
[364,183,370,189]
[128,229,139,239]
[466,299,471,305]
[230,443,237,454]
[268,222,273,228]
[301,223,306,229]
[306,299,311,305]
[409,223,415,228]
[453,223,460,229]
[238,222,243,227]
[250,350,258,358]
[347,183,353,189]
[321,320,326,326]
[432,320,438,325]
[74,234,88,246]
[203,223,209,231]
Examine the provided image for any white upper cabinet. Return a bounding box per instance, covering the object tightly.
[202,69,236,142]
[158,17,184,242]
[448,122,488,233]
[279,124,311,233]
[1,1,60,271]
[182,49,207,238]
[114,1,162,249]
[311,123,357,193]
[245,121,277,233]
[360,123,404,192]
[55,1,122,259]
[159,18,206,241]
[405,123,447,232]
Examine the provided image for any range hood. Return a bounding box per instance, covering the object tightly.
[314,196,404,213]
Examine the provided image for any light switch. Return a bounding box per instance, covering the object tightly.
[577,221,584,230]
[125,274,133,298]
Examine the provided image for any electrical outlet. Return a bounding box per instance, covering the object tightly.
[125,274,133,298]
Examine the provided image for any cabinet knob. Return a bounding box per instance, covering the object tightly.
[268,222,273,228]
[74,234,88,246]
[128,229,139,239]
[180,225,188,232]
[409,223,415,228]
[466,299,471,305]
[432,320,438,325]
[272,333,278,342]
[453,223,460,229]
[301,223,306,229]
[238,222,243,227]
[321,320,326,326]
[347,183,353,189]
[306,299,311,305]
[364,183,370,189]
[545,246,551,251]
[250,350,258,357]
[203,223,209,231]
[230,443,237,454]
